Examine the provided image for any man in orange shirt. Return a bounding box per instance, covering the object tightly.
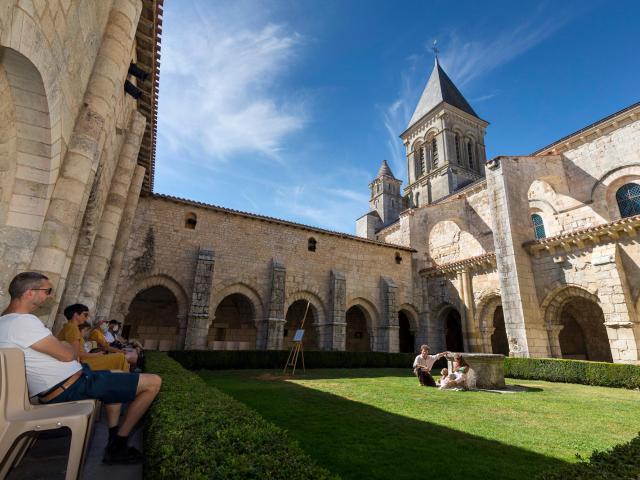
[58,304,129,371]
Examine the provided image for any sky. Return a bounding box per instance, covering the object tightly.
[154,0,640,234]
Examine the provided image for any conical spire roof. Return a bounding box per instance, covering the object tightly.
[376,159,395,178]
[408,58,478,128]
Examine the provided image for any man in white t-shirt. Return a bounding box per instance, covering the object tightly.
[413,344,449,387]
[0,272,162,465]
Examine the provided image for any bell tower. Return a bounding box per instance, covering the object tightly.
[401,56,489,206]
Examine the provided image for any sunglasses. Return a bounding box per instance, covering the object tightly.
[32,287,53,295]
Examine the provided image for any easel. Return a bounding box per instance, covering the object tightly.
[283,300,310,375]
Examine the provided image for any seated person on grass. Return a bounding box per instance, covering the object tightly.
[0,272,161,465]
[413,344,449,387]
[440,353,469,390]
[57,303,129,372]
[89,318,138,369]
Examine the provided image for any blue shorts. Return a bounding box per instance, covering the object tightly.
[45,364,139,405]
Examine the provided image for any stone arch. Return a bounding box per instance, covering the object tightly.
[125,285,181,348]
[427,219,485,265]
[433,302,465,352]
[590,165,640,221]
[285,290,326,326]
[398,303,419,353]
[541,284,612,362]
[346,297,379,351]
[120,274,189,320]
[0,47,60,306]
[476,293,502,332]
[210,282,265,328]
[346,297,380,331]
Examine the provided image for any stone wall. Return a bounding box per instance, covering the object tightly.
[0,1,149,330]
[111,195,417,351]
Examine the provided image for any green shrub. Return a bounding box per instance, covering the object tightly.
[168,349,434,371]
[504,357,640,389]
[538,433,640,479]
[144,352,336,479]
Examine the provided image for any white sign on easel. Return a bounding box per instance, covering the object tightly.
[293,329,305,342]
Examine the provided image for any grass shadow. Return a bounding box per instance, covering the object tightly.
[199,370,568,480]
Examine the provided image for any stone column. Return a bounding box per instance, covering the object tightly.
[597,244,640,363]
[479,327,495,353]
[95,165,145,322]
[322,270,346,351]
[78,111,146,313]
[546,324,564,358]
[459,269,482,352]
[29,0,143,328]
[184,249,215,350]
[262,260,286,350]
[485,157,551,357]
[379,277,399,352]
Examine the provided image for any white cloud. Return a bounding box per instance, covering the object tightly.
[439,13,571,87]
[157,1,307,162]
[380,6,574,176]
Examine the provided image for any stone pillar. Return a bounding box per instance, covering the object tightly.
[78,111,146,314]
[95,165,145,322]
[479,327,495,353]
[421,275,443,351]
[262,260,286,350]
[379,277,399,352]
[485,157,551,357]
[597,244,640,363]
[29,0,143,328]
[323,270,347,351]
[459,269,482,352]
[546,324,564,358]
[176,314,188,350]
[184,249,215,350]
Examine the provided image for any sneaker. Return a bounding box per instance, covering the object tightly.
[103,446,143,465]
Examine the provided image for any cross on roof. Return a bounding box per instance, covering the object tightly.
[431,40,439,59]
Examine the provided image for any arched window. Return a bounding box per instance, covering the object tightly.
[308,237,317,252]
[467,140,474,169]
[454,134,461,163]
[185,212,197,229]
[616,183,640,218]
[414,192,420,207]
[431,138,438,168]
[531,214,546,239]
[415,145,425,177]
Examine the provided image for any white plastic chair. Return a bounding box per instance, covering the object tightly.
[0,349,96,480]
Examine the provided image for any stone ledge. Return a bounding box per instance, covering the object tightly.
[523,213,640,257]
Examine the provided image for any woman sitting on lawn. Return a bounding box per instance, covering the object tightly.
[440,353,469,390]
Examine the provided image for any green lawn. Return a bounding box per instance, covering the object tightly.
[198,368,640,480]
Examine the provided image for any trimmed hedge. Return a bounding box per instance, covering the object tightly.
[168,349,441,371]
[144,352,336,479]
[538,434,640,480]
[504,357,640,389]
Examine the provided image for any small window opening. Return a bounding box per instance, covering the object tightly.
[185,212,197,229]
[531,214,546,239]
[431,138,438,168]
[395,252,402,264]
[467,141,474,169]
[454,134,461,163]
[616,183,640,218]
[308,237,317,252]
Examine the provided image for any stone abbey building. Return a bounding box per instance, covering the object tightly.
[1,1,639,363]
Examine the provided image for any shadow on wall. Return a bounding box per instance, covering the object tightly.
[201,370,568,480]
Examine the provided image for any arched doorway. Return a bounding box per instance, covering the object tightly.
[125,286,180,347]
[491,306,509,355]
[346,305,370,352]
[444,308,464,352]
[398,311,415,353]
[558,297,612,362]
[284,300,319,350]
[208,293,257,348]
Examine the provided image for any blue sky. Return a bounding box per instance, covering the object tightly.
[154,0,640,234]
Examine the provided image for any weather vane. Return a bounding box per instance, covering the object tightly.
[432,40,439,60]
